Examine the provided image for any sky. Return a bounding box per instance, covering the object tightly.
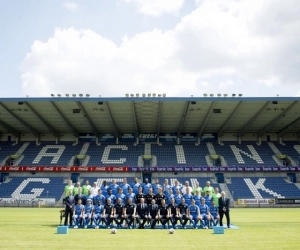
[0,0,300,98]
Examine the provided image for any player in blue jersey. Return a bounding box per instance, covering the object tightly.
[101,180,109,197]
[109,179,119,196]
[193,190,202,207]
[116,188,126,205]
[209,200,220,228]
[183,187,193,206]
[204,190,213,207]
[72,199,84,229]
[131,177,141,195]
[142,178,152,195]
[103,198,114,228]
[126,188,136,204]
[85,190,94,205]
[174,189,182,205]
[162,179,171,196]
[93,200,104,229]
[83,199,94,229]
[176,198,189,229]
[93,189,105,206]
[188,199,201,229]
[106,189,116,205]
[166,188,175,205]
[172,179,181,194]
[152,178,161,195]
[199,198,210,229]
[119,178,130,195]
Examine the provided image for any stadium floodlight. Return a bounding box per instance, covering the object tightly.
[148,93,151,97]
[57,94,61,97]
[203,93,208,97]
[210,94,214,97]
[239,94,242,97]
[51,94,55,97]
[158,94,161,97]
[142,93,146,97]
[232,93,236,97]
[217,93,221,97]
[153,93,156,97]
[130,94,134,97]
[125,93,129,97]
[79,94,83,97]
[163,93,166,97]
[223,94,228,97]
[86,94,90,97]
[136,93,139,97]
[65,94,69,97]
[72,94,76,97]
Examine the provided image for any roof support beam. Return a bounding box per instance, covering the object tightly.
[237,101,270,137]
[131,101,139,134]
[177,101,190,136]
[0,119,21,138]
[103,102,118,136]
[50,101,79,137]
[0,102,40,138]
[76,101,99,137]
[156,101,162,135]
[258,101,298,138]
[218,101,243,137]
[24,102,60,138]
[197,102,216,138]
[278,117,300,138]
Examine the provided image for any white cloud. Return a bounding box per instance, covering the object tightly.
[63,2,79,11]
[21,0,300,97]
[123,0,185,17]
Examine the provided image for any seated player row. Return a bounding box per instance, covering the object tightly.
[68,185,221,209]
[71,197,220,229]
[64,178,216,198]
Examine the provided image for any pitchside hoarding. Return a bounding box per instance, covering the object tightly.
[0,198,55,205]
[1,166,300,172]
[238,199,275,205]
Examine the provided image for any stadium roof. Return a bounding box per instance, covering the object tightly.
[0,96,300,138]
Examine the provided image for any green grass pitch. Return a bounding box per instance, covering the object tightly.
[0,207,300,250]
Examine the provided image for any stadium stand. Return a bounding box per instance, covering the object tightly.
[1,141,299,167]
[227,177,300,200]
[0,177,65,201]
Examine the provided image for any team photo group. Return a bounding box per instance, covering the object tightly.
[63,178,231,230]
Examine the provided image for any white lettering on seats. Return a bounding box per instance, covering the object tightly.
[11,178,50,199]
[33,145,66,164]
[101,145,128,164]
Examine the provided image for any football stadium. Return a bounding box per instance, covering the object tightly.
[0,96,300,249]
